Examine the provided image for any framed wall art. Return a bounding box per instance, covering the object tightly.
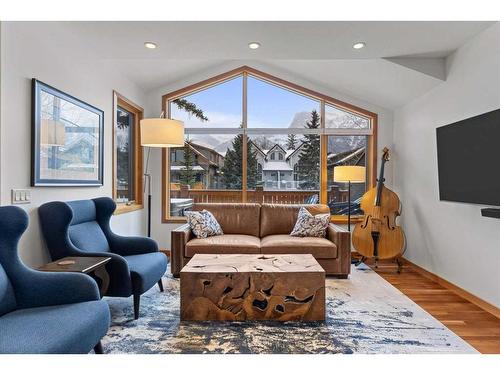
[31,79,104,186]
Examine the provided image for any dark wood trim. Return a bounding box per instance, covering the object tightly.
[112,91,144,214]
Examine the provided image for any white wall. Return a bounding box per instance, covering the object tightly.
[144,61,395,249]
[0,22,148,267]
[393,23,500,307]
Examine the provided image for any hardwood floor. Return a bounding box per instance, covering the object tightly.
[364,258,500,354]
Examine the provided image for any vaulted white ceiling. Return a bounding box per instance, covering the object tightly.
[48,21,495,109]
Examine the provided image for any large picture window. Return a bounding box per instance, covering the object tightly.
[162,67,377,223]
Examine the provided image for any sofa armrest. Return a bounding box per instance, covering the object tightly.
[171,224,193,276]
[327,223,351,261]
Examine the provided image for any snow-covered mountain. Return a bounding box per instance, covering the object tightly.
[289,111,312,128]
[186,110,365,155]
[328,136,365,154]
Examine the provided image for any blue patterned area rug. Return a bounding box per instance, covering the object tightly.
[102,264,477,354]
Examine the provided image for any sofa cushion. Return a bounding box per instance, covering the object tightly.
[0,300,110,354]
[185,234,261,257]
[260,204,330,237]
[192,203,261,237]
[124,252,168,294]
[260,234,338,259]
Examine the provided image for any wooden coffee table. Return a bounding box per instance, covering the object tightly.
[180,254,325,321]
[38,256,111,297]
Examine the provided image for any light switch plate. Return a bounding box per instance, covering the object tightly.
[12,189,31,204]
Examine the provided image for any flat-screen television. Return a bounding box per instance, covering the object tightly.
[436,108,500,206]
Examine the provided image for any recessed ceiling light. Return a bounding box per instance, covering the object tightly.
[353,42,366,50]
[144,42,157,49]
[248,42,261,50]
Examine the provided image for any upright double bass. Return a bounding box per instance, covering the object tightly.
[352,148,405,272]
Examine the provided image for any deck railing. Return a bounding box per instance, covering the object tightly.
[170,188,319,204]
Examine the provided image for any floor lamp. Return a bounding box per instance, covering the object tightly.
[140,118,184,237]
[333,165,366,231]
[333,165,366,263]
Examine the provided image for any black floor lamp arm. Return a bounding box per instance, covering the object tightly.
[144,147,152,237]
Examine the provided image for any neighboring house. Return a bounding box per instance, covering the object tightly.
[171,139,365,192]
[170,142,224,189]
[251,142,306,190]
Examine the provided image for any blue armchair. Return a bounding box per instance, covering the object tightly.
[38,197,167,319]
[0,206,110,354]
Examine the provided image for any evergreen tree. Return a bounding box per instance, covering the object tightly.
[297,110,320,189]
[179,141,197,186]
[286,133,298,150]
[173,99,207,187]
[221,135,258,189]
[247,141,259,189]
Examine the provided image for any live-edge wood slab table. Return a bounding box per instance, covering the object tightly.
[180,254,325,321]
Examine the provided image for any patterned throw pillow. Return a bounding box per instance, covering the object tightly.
[185,210,223,239]
[202,210,223,236]
[290,207,330,237]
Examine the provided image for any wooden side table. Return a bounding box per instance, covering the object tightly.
[38,256,111,297]
[160,249,170,259]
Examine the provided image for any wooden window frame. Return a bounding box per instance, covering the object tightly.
[112,91,144,215]
[161,66,378,224]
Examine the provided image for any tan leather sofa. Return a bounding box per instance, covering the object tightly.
[171,203,351,278]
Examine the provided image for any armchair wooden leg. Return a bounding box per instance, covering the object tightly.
[94,341,104,354]
[158,279,164,292]
[133,293,140,320]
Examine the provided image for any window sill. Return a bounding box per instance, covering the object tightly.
[114,202,144,215]
[162,217,188,224]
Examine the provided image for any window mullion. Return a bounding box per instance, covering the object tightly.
[320,100,327,205]
[242,71,248,202]
[129,112,135,201]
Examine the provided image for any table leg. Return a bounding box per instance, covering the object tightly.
[93,266,110,297]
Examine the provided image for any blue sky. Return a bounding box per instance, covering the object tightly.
[171,75,319,128]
